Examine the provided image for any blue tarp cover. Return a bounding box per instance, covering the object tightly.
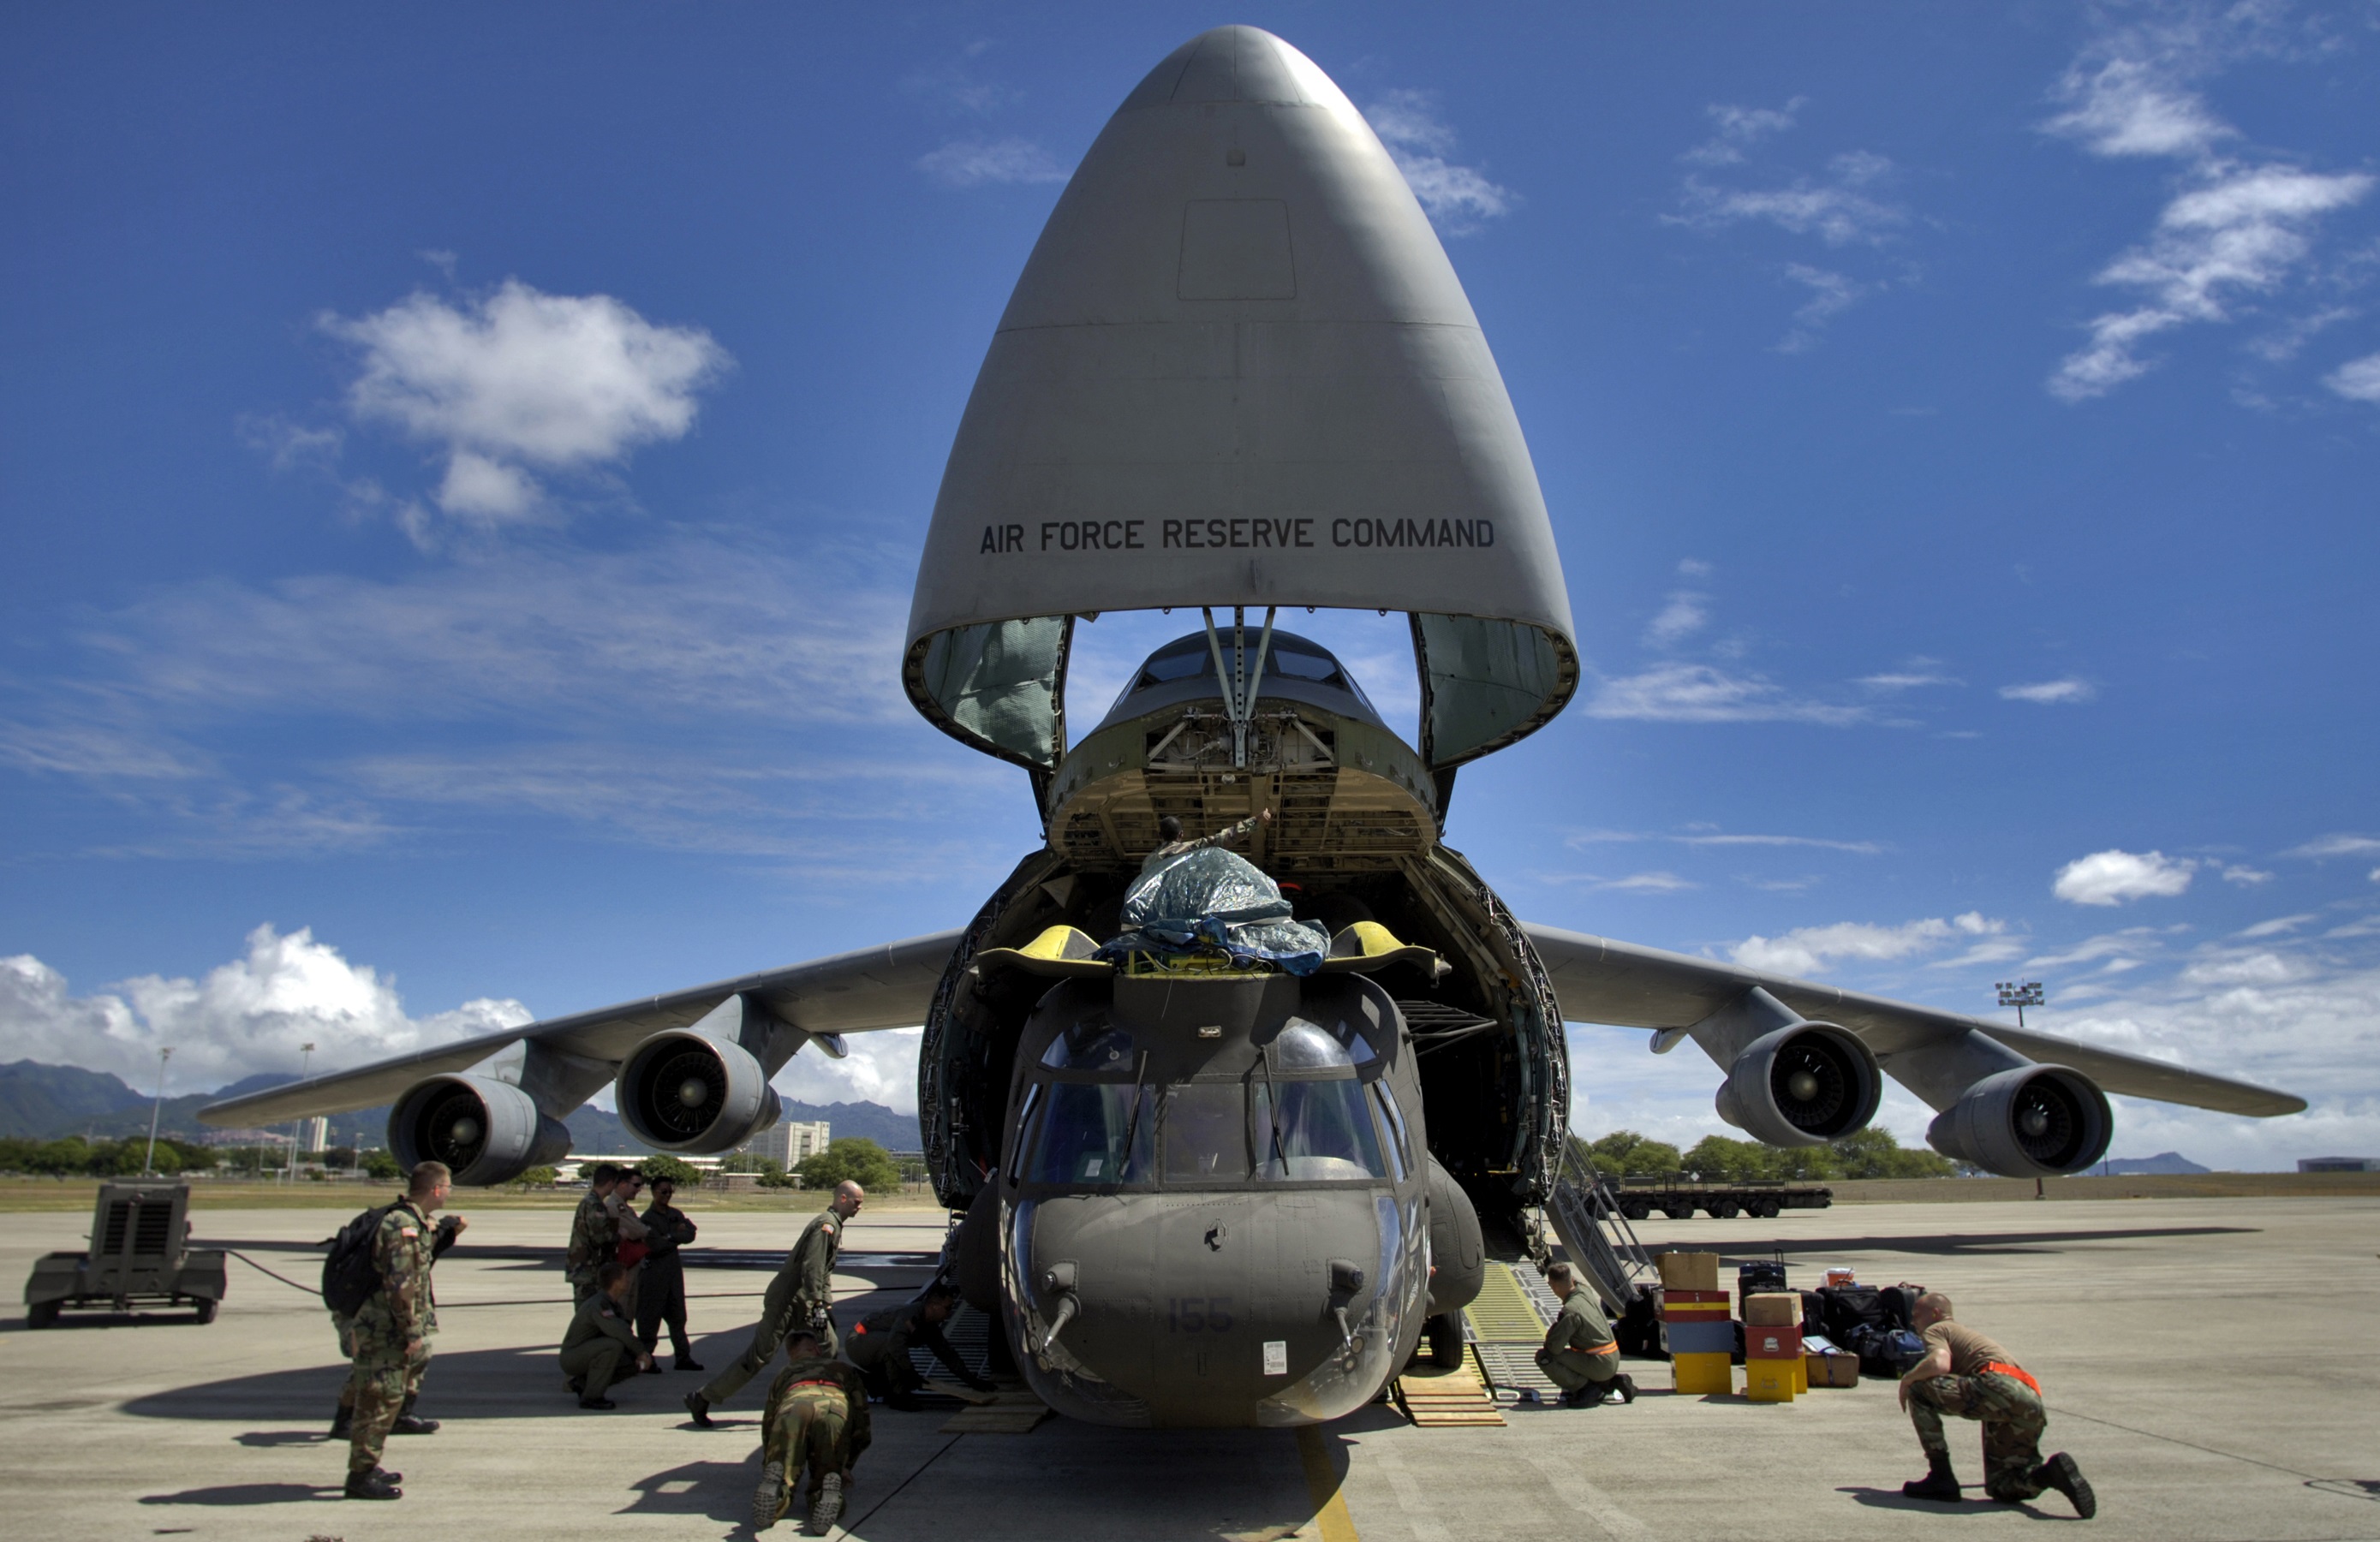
[1097,848,1331,975]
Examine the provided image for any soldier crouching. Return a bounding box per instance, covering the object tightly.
[752,1329,871,1536]
[1533,1262,1637,1409]
[1898,1291,2095,1516]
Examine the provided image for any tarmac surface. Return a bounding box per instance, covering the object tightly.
[2,1195,2373,1541]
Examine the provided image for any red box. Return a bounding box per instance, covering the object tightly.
[1745,1325,1803,1360]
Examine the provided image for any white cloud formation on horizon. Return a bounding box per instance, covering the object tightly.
[2054,848,2197,906]
[2042,18,2374,402]
[772,1027,923,1116]
[1729,911,2002,976]
[1584,664,1868,726]
[2000,677,2097,704]
[915,136,1071,188]
[1365,90,1514,235]
[319,281,730,537]
[0,927,529,1093]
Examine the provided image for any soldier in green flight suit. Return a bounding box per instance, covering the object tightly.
[842,1281,994,1409]
[343,1160,457,1501]
[559,1260,653,1409]
[1533,1262,1637,1409]
[751,1329,872,1536]
[686,1180,864,1427]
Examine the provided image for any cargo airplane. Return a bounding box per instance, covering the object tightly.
[204,27,2304,1429]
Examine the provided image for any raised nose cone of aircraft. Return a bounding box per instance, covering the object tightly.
[906,25,1575,778]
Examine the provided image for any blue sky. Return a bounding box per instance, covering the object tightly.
[3,3,2376,1168]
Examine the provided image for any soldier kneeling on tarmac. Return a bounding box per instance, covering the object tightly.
[1534,1262,1637,1408]
[560,1260,654,1408]
[754,1329,871,1536]
[842,1281,996,1409]
[1897,1290,2096,1516]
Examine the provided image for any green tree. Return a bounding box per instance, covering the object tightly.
[359,1147,403,1182]
[31,1138,89,1177]
[796,1137,900,1194]
[1581,1130,1683,1177]
[1828,1126,1955,1180]
[754,1158,798,1189]
[1680,1134,1772,1182]
[323,1146,358,1172]
[0,1136,36,1172]
[639,1153,706,1188]
[511,1165,558,1191]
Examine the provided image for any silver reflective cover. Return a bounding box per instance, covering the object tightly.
[905,26,1578,772]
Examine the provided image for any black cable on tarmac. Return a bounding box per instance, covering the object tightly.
[224,1248,324,1296]
[838,1432,963,1535]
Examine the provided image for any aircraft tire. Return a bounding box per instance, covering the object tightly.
[1425,1313,1464,1367]
[27,1301,58,1329]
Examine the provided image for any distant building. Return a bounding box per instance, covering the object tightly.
[2298,1156,2380,1173]
[740,1120,831,1168]
[201,1128,292,1147]
[300,1117,329,1154]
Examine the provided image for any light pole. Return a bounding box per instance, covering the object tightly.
[1995,980,2044,1029]
[142,1046,173,1176]
[286,1042,315,1183]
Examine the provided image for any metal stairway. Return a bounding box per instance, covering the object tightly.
[1541,1141,1660,1319]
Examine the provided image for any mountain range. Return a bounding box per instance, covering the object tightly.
[0,1059,917,1157]
[2097,1152,2210,1176]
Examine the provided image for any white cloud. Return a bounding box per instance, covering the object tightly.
[2328,351,2380,404]
[1643,592,1709,646]
[1600,872,1696,894]
[0,927,530,1092]
[2285,834,2380,860]
[319,281,730,533]
[1999,678,2097,704]
[1729,913,2002,977]
[2054,848,2197,906]
[2239,914,2317,938]
[1778,264,1871,352]
[2219,864,2274,886]
[1674,173,1906,249]
[2041,22,2375,402]
[1680,98,1806,167]
[772,1027,923,1116]
[1365,90,1514,235]
[1566,827,1882,854]
[1858,666,1958,693]
[914,136,1071,188]
[1676,557,1713,578]
[1584,664,1867,726]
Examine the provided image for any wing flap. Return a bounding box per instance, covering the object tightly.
[1521,922,2305,1119]
[198,930,963,1128]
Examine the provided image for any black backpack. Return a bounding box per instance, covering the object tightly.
[322,1202,400,1316]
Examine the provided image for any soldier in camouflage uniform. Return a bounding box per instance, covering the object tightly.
[751,1329,871,1535]
[565,1163,628,1304]
[1898,1292,2095,1517]
[343,1161,457,1501]
[687,1181,863,1426]
[331,1208,462,1439]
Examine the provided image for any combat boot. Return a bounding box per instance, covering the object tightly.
[389,1411,440,1434]
[676,1358,706,1372]
[328,1403,351,1439]
[1611,1373,1638,1405]
[805,1471,844,1536]
[750,1459,788,1531]
[685,1390,714,1427]
[343,1468,402,1501]
[1559,1386,1602,1408]
[2034,1452,2097,1519]
[1902,1452,1963,1503]
[579,1396,617,1411]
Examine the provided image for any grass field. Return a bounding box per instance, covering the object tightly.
[0,1177,951,1214]
[1828,1170,2380,1202]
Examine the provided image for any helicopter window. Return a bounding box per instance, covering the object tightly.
[1040,1022,1135,1070]
[1269,1019,1355,1071]
[1026,1082,1152,1185]
[1134,639,1217,688]
[1161,1082,1251,1182]
[1370,1081,1411,1179]
[1252,1078,1388,1182]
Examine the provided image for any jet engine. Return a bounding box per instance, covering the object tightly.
[1926,1065,2111,1178]
[388,1075,571,1187]
[1714,1021,1883,1147]
[616,1029,780,1153]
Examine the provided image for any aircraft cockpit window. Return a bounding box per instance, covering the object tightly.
[1269,1019,1356,1071]
[1370,1082,1411,1182]
[1161,1082,1253,1182]
[1041,1022,1136,1070]
[1027,1082,1152,1186]
[1133,638,1216,688]
[1253,1079,1389,1182]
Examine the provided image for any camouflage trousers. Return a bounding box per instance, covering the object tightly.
[1907,1372,2049,1500]
[700,1292,836,1407]
[346,1312,432,1475]
[332,1311,357,1411]
[759,1384,851,1521]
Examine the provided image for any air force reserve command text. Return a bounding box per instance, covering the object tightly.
[981,517,1499,554]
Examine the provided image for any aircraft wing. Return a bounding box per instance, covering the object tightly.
[1521,922,2305,1118]
[197,930,963,1127]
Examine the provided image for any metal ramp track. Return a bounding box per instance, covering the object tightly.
[1461,1260,1559,1402]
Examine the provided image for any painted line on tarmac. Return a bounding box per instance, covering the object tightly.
[1297,1425,1361,1542]
[1520,1450,1655,1542]
[2049,1403,2324,1481]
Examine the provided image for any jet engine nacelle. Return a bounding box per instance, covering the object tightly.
[1926,1065,2112,1178]
[388,1075,571,1187]
[616,1030,780,1153]
[1714,1021,1884,1147]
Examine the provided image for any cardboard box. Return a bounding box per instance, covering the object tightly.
[1655,1251,1720,1293]
[1745,1359,1796,1402]
[1745,1291,1800,1327]
[1807,1351,1860,1388]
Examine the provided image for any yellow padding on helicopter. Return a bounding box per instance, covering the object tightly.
[974,926,1114,979]
[1318,920,1445,977]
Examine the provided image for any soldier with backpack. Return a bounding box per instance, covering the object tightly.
[325,1181,462,1441]
[337,1160,459,1501]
